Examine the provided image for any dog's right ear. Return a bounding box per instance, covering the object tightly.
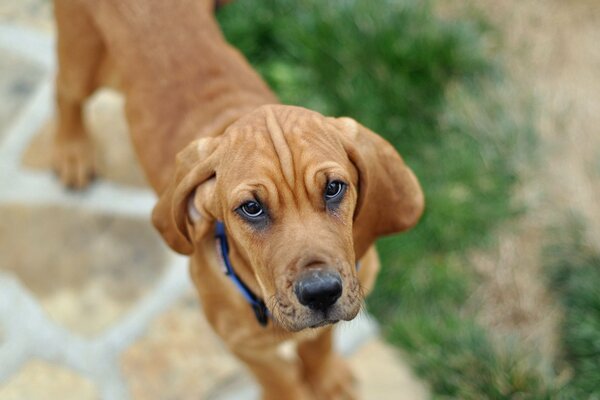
[152,137,222,254]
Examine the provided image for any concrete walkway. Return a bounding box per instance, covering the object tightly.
[0,3,428,400]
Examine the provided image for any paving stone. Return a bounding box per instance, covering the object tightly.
[0,205,167,335]
[0,0,53,33]
[0,51,44,135]
[0,5,430,400]
[22,90,148,188]
[349,339,429,400]
[121,291,242,400]
[0,360,97,400]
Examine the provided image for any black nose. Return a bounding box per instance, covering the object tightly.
[294,269,343,311]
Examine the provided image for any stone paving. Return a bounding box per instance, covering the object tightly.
[0,4,428,400]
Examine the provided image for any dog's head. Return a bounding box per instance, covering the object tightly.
[152,105,423,331]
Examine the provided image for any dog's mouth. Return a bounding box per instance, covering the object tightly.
[269,288,361,332]
[273,303,358,332]
[308,317,340,329]
[304,306,352,329]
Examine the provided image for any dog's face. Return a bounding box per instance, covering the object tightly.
[214,107,362,331]
[153,105,424,331]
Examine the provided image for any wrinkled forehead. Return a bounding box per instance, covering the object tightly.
[217,105,349,184]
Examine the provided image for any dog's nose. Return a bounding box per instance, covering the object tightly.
[294,269,343,311]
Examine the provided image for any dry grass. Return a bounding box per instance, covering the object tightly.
[455,0,600,374]
[473,0,600,243]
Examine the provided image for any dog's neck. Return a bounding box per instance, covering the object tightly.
[214,221,269,325]
[225,231,264,301]
[93,0,277,192]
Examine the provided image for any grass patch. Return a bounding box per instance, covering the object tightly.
[546,227,600,399]
[374,80,547,398]
[219,0,546,397]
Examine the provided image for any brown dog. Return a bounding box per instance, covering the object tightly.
[52,0,424,399]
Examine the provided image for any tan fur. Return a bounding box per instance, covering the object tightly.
[52,1,424,399]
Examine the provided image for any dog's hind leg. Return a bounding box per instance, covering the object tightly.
[52,0,105,189]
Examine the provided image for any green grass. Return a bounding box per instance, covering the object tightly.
[545,227,600,399]
[219,0,548,397]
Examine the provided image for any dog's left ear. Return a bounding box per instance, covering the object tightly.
[332,117,425,257]
[152,137,222,254]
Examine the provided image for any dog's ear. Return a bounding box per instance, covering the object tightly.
[152,137,222,254]
[333,117,424,257]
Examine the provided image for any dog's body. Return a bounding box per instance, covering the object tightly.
[52,1,424,399]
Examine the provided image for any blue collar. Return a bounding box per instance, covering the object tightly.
[215,221,269,326]
[214,221,361,327]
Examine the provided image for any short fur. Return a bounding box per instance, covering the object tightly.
[52,1,424,399]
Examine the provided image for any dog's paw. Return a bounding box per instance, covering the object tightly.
[262,384,313,400]
[306,356,359,400]
[52,136,96,189]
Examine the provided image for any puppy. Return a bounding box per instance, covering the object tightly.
[52,0,424,399]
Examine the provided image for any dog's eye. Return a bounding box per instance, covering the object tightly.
[239,201,264,218]
[324,181,346,201]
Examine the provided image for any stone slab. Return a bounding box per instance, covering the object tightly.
[349,339,429,400]
[0,361,97,400]
[121,291,242,400]
[0,51,44,135]
[0,204,167,336]
[0,0,53,33]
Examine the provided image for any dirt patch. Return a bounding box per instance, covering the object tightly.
[463,0,600,368]
[468,224,560,363]
[473,0,600,243]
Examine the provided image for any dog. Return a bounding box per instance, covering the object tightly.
[51,0,424,399]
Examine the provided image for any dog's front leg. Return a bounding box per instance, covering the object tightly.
[231,344,312,400]
[298,327,359,400]
[53,0,102,188]
[191,253,312,400]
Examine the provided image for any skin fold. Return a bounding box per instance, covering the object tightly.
[52,0,424,399]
